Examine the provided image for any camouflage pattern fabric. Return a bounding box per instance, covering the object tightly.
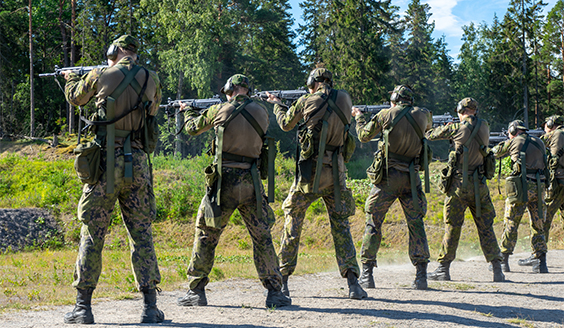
[73,148,161,290]
[437,175,502,263]
[500,182,547,255]
[278,167,359,278]
[187,167,282,290]
[545,183,564,243]
[360,168,429,265]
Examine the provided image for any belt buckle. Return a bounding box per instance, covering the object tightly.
[124,153,133,162]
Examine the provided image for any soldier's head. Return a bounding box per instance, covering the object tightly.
[306,67,333,92]
[389,85,413,105]
[508,120,528,138]
[106,35,140,65]
[543,115,563,133]
[456,97,478,116]
[221,74,250,99]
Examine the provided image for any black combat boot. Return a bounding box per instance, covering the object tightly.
[140,287,165,323]
[489,253,510,272]
[281,275,290,297]
[265,280,292,308]
[411,262,428,290]
[517,253,537,266]
[358,261,376,289]
[491,259,506,282]
[64,287,95,324]
[347,270,368,300]
[177,278,208,306]
[427,262,451,281]
[532,253,549,273]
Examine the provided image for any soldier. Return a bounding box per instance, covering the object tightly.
[426,98,505,282]
[518,115,564,268]
[352,85,432,290]
[177,74,291,308]
[491,120,548,273]
[266,67,366,299]
[62,35,164,324]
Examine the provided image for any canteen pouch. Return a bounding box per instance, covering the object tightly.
[366,149,385,185]
[505,175,523,204]
[439,151,457,194]
[73,140,103,185]
[342,131,356,163]
[482,147,496,180]
[202,163,222,228]
[142,113,159,154]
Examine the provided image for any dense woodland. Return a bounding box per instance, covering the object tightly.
[0,0,563,158]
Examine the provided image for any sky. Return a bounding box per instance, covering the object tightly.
[287,0,560,60]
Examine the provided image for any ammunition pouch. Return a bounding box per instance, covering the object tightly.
[505,175,524,205]
[439,151,458,194]
[141,111,159,154]
[367,142,385,185]
[342,131,356,163]
[202,163,222,228]
[73,139,104,185]
[481,147,496,180]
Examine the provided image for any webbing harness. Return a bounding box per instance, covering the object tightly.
[92,64,149,194]
[382,105,429,213]
[458,119,484,217]
[516,135,546,219]
[215,98,272,219]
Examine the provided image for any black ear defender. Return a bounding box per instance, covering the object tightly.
[546,118,555,130]
[106,44,119,61]
[508,124,517,136]
[222,77,234,96]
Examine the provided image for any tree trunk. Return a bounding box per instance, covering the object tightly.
[59,0,69,67]
[69,0,77,134]
[29,0,35,137]
[175,72,184,157]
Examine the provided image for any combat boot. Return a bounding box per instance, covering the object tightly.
[427,262,451,281]
[265,280,292,308]
[64,287,95,324]
[347,270,368,300]
[177,278,207,306]
[532,253,549,273]
[281,275,290,297]
[140,287,164,323]
[491,259,506,282]
[411,262,428,290]
[518,254,538,266]
[489,253,510,272]
[358,261,376,289]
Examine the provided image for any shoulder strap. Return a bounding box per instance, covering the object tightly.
[460,119,482,187]
[404,111,430,194]
[240,108,265,139]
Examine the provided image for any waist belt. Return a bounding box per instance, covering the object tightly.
[388,151,420,213]
[222,151,262,218]
[388,151,415,163]
[222,152,257,164]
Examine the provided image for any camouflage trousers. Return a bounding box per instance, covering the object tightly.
[360,168,430,265]
[545,181,564,243]
[500,181,547,255]
[187,167,282,291]
[73,148,161,290]
[438,175,502,263]
[279,165,359,278]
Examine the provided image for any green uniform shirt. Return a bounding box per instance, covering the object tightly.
[493,133,546,179]
[541,127,564,180]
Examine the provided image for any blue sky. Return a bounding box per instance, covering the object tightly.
[287,0,559,60]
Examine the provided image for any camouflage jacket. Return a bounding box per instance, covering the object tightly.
[541,127,564,180]
[492,133,546,179]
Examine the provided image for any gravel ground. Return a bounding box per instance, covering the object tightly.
[1,250,563,327]
[0,208,59,252]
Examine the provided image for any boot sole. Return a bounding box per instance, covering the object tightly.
[177,299,207,306]
[64,317,94,324]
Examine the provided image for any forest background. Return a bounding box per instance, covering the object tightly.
[1,0,564,161]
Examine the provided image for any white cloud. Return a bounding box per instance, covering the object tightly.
[424,0,462,37]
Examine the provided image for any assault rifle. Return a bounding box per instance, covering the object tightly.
[252,88,308,106]
[159,95,223,117]
[38,64,108,77]
[488,128,545,147]
[353,104,390,115]
[432,112,459,127]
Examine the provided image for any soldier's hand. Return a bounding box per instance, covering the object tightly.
[265,91,281,104]
[179,102,189,110]
[351,106,363,118]
[61,71,71,80]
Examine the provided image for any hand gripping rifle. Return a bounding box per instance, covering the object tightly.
[251,88,308,106]
[159,95,224,135]
[39,64,108,144]
[432,112,460,127]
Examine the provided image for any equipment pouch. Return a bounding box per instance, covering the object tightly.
[204,163,218,188]
[505,175,523,204]
[439,150,457,194]
[73,140,103,185]
[342,131,356,163]
[203,163,222,228]
[299,128,315,160]
[142,112,159,154]
[366,149,385,185]
[482,146,496,180]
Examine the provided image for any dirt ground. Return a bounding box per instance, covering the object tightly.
[1,250,563,328]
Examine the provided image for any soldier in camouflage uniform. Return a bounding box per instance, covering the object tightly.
[352,85,432,290]
[426,98,505,282]
[491,120,548,273]
[519,115,564,268]
[177,74,291,309]
[266,68,367,300]
[63,35,164,324]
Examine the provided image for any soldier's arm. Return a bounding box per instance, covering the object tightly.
[425,122,458,141]
[355,111,385,143]
[64,68,103,106]
[424,109,433,132]
[492,140,511,159]
[273,96,306,131]
[184,103,222,136]
[148,71,162,116]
